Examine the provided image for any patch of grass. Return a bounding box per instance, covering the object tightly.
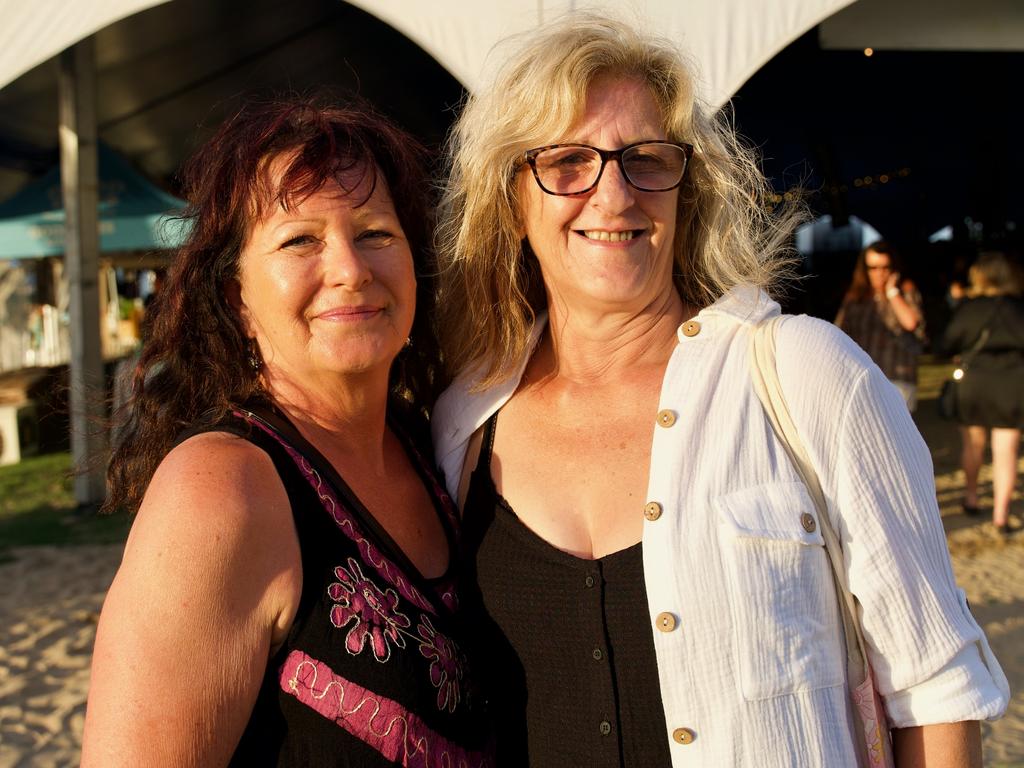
[917,358,956,402]
[0,452,130,555]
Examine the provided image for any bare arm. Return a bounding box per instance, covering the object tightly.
[80,433,301,768]
[892,721,982,768]
[886,273,923,333]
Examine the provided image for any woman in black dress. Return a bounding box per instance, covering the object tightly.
[943,251,1024,534]
[81,99,492,766]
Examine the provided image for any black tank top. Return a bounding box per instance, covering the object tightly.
[461,414,671,767]
[182,402,493,766]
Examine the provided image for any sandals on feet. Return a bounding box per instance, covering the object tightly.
[994,521,1022,536]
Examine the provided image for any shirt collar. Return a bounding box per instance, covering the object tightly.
[689,285,779,331]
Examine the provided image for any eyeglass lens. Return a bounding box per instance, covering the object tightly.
[532,143,686,195]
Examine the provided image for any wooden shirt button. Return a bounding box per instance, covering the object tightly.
[656,409,677,428]
[644,502,663,521]
[673,727,696,744]
[655,612,677,632]
[801,512,817,533]
[681,320,701,337]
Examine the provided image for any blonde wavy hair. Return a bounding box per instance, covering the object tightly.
[436,13,800,388]
[968,251,1022,298]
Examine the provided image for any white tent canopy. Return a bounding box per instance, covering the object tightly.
[1,0,857,106]
[345,0,858,107]
[0,0,170,91]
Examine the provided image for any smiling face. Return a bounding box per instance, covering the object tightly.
[233,161,416,392]
[517,75,680,316]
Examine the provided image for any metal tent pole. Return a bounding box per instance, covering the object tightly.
[59,37,107,508]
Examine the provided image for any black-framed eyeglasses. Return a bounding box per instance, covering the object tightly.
[522,140,694,196]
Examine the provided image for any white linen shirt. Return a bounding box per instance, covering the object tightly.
[432,286,1009,767]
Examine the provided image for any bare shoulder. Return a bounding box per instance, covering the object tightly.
[137,431,286,527]
[145,430,282,509]
[121,429,298,600]
[82,430,301,766]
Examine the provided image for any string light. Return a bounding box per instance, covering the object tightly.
[847,167,911,189]
[764,166,911,208]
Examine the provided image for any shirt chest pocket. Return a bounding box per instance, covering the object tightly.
[713,482,845,701]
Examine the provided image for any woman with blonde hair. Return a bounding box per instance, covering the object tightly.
[943,251,1024,533]
[432,13,1007,767]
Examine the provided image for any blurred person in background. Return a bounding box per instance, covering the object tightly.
[943,251,1024,534]
[836,241,926,410]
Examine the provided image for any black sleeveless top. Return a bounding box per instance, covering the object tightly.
[186,403,493,766]
[460,414,671,767]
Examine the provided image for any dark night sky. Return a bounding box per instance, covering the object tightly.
[733,31,1023,246]
[731,30,1024,319]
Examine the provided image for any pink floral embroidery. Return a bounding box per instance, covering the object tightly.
[417,615,464,713]
[280,650,491,767]
[438,584,459,613]
[241,414,442,615]
[329,557,411,662]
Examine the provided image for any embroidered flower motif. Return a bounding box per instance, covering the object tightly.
[439,589,458,613]
[418,614,464,713]
[328,557,411,662]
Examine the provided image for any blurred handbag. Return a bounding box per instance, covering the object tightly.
[749,315,895,768]
[937,378,959,420]
[938,327,990,421]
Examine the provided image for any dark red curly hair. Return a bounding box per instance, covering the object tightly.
[106,96,440,513]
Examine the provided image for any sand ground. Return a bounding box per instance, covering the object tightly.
[1,401,1022,766]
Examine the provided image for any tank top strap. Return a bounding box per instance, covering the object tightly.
[172,409,308,504]
[475,412,499,475]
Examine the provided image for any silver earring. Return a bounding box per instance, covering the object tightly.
[247,339,263,372]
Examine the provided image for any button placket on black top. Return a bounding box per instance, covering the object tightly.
[588,566,607,664]
[582,559,618,751]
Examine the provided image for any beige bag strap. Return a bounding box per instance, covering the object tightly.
[750,316,895,768]
[748,316,871,688]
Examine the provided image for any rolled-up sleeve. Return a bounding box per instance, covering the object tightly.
[885,620,1009,726]
[828,361,1009,726]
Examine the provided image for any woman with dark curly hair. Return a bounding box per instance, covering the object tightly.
[81,98,491,767]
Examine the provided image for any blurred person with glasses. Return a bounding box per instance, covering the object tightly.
[431,13,1006,768]
[835,241,926,410]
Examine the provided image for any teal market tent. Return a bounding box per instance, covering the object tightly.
[0,144,187,259]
